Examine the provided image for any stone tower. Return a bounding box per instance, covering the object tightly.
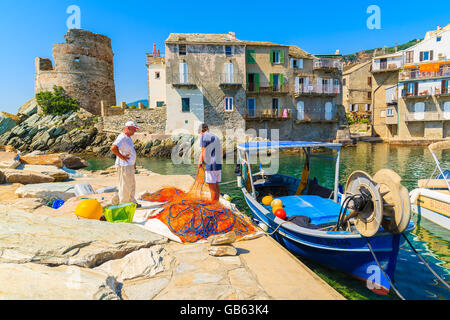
[35,29,116,115]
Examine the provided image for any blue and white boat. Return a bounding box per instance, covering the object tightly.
[237,141,415,294]
[410,140,450,230]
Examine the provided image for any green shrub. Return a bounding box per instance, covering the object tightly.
[36,86,80,115]
[93,116,99,122]
[360,118,369,124]
[130,105,137,109]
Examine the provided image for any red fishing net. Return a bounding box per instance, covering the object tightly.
[141,167,255,243]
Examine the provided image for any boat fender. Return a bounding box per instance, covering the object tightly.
[258,223,269,232]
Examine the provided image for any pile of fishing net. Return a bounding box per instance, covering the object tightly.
[141,167,256,243]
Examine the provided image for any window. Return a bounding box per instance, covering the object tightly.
[386,108,394,116]
[225,46,232,56]
[156,101,164,107]
[179,62,187,83]
[272,98,279,114]
[437,36,441,42]
[297,101,304,120]
[365,104,371,111]
[74,57,80,62]
[368,92,372,99]
[272,51,280,64]
[414,102,425,120]
[155,72,160,79]
[248,98,255,117]
[224,97,233,111]
[380,58,387,70]
[292,58,297,68]
[270,73,283,92]
[443,101,450,120]
[325,102,333,120]
[420,50,433,61]
[354,104,359,112]
[343,78,346,86]
[368,77,372,86]
[225,63,234,83]
[298,59,303,68]
[246,50,256,63]
[405,51,414,64]
[291,58,303,68]
[181,98,190,112]
[179,44,186,55]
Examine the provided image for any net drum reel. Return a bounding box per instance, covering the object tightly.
[340,169,411,237]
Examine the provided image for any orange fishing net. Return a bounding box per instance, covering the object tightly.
[142,167,255,243]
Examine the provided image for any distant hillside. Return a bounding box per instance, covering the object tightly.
[127,99,149,108]
[343,38,421,65]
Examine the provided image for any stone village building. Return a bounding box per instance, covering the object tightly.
[342,61,372,115]
[147,32,344,140]
[371,24,450,142]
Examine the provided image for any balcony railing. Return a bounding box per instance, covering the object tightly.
[293,109,338,122]
[219,73,243,85]
[401,87,449,98]
[246,81,289,94]
[404,112,449,121]
[294,84,340,96]
[372,61,402,72]
[244,108,292,120]
[400,67,450,81]
[313,59,343,71]
[170,73,196,86]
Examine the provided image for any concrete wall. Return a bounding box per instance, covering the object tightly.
[148,59,166,109]
[35,29,116,115]
[342,63,372,112]
[102,107,166,133]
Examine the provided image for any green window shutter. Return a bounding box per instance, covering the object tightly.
[269,50,274,63]
[279,50,284,64]
[255,73,260,92]
[280,74,284,90]
[247,50,255,63]
[246,73,249,90]
[269,73,273,89]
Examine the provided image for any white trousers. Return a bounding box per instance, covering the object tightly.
[117,165,136,204]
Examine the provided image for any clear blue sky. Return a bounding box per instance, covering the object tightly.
[0,0,449,114]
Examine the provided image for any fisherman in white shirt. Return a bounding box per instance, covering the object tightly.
[110,121,139,204]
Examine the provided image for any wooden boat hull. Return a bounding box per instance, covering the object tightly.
[410,188,450,230]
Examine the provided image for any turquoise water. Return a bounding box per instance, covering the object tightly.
[85,142,449,300]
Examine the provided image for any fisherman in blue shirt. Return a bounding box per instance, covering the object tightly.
[198,123,222,202]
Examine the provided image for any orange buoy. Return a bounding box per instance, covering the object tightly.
[74,199,103,220]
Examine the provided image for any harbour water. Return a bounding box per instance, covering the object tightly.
[85,142,449,300]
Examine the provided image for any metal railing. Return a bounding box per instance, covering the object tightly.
[246,81,289,94]
[372,61,402,72]
[219,73,244,84]
[170,72,196,85]
[400,67,450,81]
[401,87,450,98]
[404,112,449,121]
[293,109,338,122]
[313,59,343,71]
[294,84,340,95]
[244,108,292,119]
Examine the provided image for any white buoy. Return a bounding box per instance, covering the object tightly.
[259,223,269,232]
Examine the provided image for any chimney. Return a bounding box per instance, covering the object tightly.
[335,49,340,55]
[228,31,235,39]
[152,43,157,56]
[157,49,160,57]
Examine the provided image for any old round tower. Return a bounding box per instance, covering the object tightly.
[35,29,116,115]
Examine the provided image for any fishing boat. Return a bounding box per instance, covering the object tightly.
[410,140,450,230]
[236,141,415,295]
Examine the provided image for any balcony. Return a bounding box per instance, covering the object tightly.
[170,73,196,87]
[404,112,449,122]
[313,59,343,72]
[219,73,243,87]
[294,84,340,97]
[372,62,401,73]
[244,108,292,121]
[399,66,450,81]
[401,87,448,99]
[246,81,289,95]
[293,110,338,123]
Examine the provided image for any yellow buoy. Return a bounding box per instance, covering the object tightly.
[74,199,103,220]
[262,195,273,206]
[271,198,283,208]
[272,205,283,214]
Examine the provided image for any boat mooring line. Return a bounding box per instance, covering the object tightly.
[401,232,450,290]
[363,236,406,300]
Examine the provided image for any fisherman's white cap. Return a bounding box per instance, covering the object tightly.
[124,121,139,129]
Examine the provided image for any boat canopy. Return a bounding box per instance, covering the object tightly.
[238,141,342,151]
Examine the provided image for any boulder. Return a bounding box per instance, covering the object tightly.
[0,206,168,268]
[17,97,38,117]
[95,246,166,282]
[208,231,237,246]
[15,182,75,200]
[60,153,89,169]
[208,245,237,257]
[0,263,120,300]
[1,168,55,184]
[0,151,20,169]
[20,153,63,167]
[0,112,19,135]
[19,164,69,182]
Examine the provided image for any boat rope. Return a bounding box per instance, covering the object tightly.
[362,236,406,300]
[262,220,291,236]
[401,232,450,290]
[219,180,237,185]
